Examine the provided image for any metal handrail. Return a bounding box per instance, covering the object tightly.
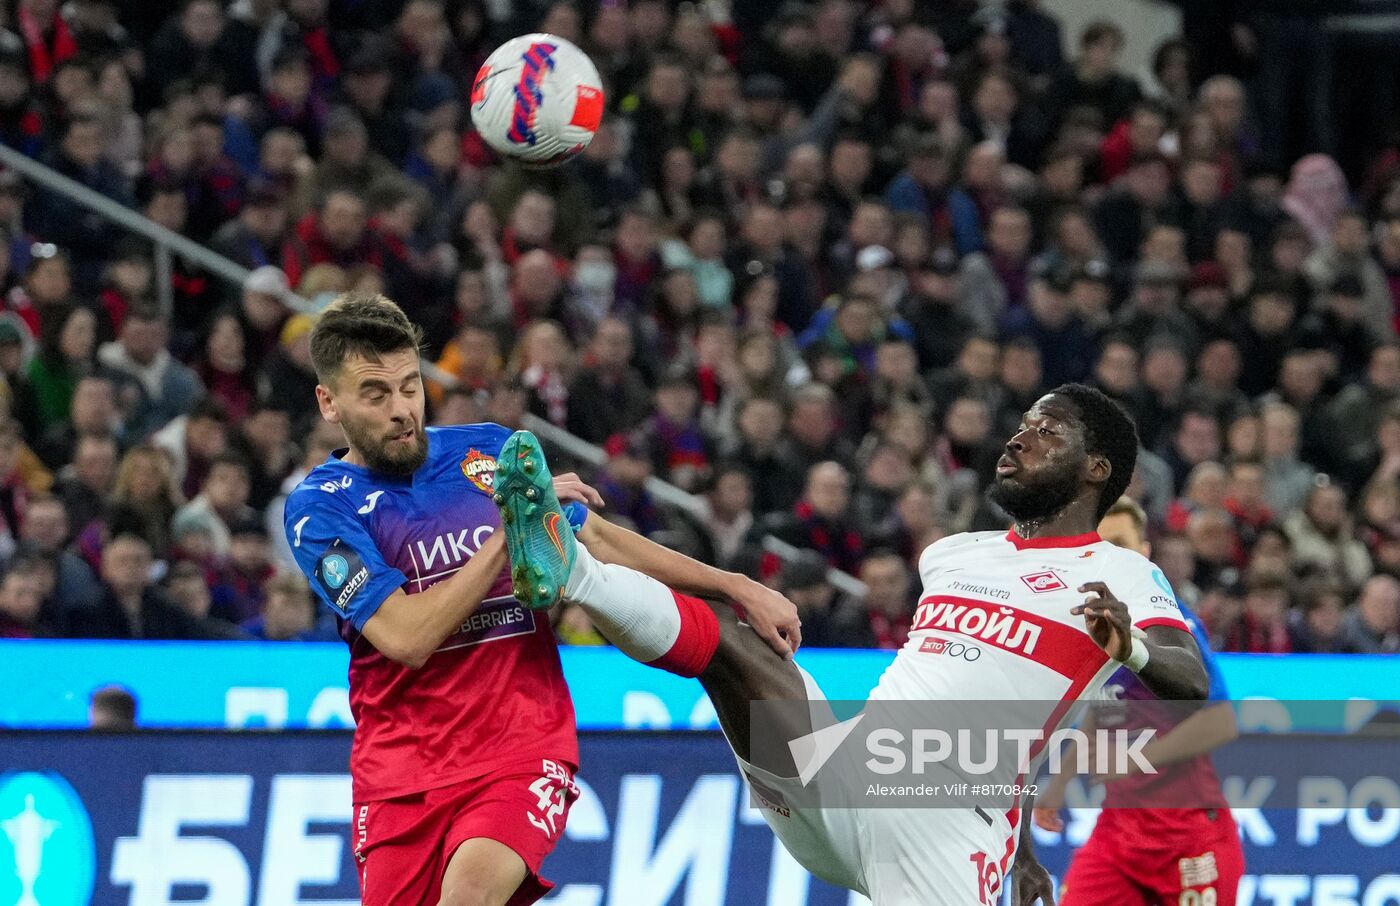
[0,141,868,600]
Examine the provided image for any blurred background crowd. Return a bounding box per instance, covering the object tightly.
[0,0,1398,656]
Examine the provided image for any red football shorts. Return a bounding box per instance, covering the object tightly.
[1062,808,1244,906]
[353,758,579,906]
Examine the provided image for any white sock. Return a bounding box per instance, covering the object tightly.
[565,542,682,663]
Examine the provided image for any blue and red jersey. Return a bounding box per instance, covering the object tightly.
[284,423,580,801]
[1094,599,1231,833]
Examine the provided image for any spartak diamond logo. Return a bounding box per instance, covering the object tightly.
[1020,571,1066,594]
[461,449,497,493]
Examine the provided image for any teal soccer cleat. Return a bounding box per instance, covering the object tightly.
[492,430,577,610]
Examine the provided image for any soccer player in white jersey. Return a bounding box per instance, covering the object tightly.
[492,383,1209,906]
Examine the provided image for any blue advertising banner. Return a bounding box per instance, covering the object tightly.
[1,732,1398,905]
[2,641,1399,732]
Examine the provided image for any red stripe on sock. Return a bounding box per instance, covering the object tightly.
[646,591,720,678]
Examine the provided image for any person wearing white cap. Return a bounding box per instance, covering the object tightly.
[241,265,292,360]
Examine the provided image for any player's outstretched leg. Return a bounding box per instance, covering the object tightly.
[494,433,865,898]
[493,431,812,775]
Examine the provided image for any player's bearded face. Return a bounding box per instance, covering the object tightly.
[989,449,1082,522]
[332,351,429,477]
[344,413,428,477]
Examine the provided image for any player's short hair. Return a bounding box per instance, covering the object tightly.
[1103,496,1146,534]
[1049,383,1139,520]
[309,292,423,384]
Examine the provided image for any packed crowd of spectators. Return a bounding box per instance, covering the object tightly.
[0,0,1397,656]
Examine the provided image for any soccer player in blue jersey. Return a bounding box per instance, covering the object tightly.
[1035,497,1244,904]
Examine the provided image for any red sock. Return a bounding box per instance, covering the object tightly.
[645,591,720,678]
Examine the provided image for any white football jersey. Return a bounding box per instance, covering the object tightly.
[871,529,1189,746]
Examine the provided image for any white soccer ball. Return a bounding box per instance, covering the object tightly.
[470,33,605,168]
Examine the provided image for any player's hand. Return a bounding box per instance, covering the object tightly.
[1011,857,1057,906]
[553,473,605,509]
[729,576,803,659]
[1031,806,1063,833]
[1071,581,1132,662]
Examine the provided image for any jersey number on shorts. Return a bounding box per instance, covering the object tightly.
[526,760,575,838]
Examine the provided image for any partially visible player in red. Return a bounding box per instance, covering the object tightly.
[283,295,801,906]
[1035,497,1245,906]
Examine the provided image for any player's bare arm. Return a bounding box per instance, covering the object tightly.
[577,513,803,657]
[1072,580,1209,701]
[1134,698,1238,767]
[1079,698,1239,786]
[361,532,508,668]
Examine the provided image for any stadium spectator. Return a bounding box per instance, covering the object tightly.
[886,134,982,258]
[191,312,257,423]
[0,555,51,637]
[98,305,203,439]
[771,552,839,648]
[237,266,293,361]
[565,317,650,444]
[1284,481,1373,590]
[1162,408,1221,493]
[723,395,802,516]
[16,493,100,618]
[637,366,710,490]
[1260,402,1317,515]
[850,441,914,541]
[232,402,293,511]
[1003,270,1095,388]
[208,515,275,624]
[241,570,323,641]
[1343,575,1400,654]
[95,240,153,336]
[88,685,136,730]
[847,548,916,649]
[53,432,116,536]
[257,314,319,423]
[699,462,754,570]
[171,452,255,561]
[1290,576,1349,653]
[70,531,228,639]
[5,244,72,340]
[595,432,663,537]
[32,118,130,285]
[1324,345,1400,482]
[765,460,864,574]
[32,374,117,471]
[211,181,290,271]
[958,205,1034,332]
[1222,569,1293,653]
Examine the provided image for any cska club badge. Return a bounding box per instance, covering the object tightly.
[461,449,497,494]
